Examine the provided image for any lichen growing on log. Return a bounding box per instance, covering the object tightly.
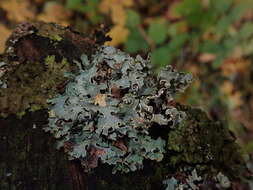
[0,22,251,190]
[45,46,192,174]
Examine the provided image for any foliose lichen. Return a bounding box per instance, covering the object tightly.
[44,46,192,173]
[163,169,231,190]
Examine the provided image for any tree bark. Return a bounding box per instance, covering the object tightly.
[0,21,108,190]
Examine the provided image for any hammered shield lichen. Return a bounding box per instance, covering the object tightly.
[44,46,193,174]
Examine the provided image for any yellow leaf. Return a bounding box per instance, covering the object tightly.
[0,24,11,53]
[0,0,35,22]
[99,0,133,13]
[111,5,126,25]
[94,94,107,107]
[105,25,129,46]
[121,0,133,7]
[99,0,133,47]
[37,2,71,26]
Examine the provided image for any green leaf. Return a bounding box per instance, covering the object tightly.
[168,34,188,51]
[228,3,245,22]
[66,0,86,12]
[223,37,238,51]
[175,0,203,27]
[199,40,221,54]
[167,23,180,36]
[66,0,101,23]
[148,19,168,45]
[124,29,148,53]
[238,23,253,39]
[151,46,172,66]
[210,0,231,15]
[212,54,224,68]
[126,9,141,28]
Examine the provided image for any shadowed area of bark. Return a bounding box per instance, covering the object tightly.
[0,111,73,189]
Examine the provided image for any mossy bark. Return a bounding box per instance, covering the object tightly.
[0,22,249,190]
[0,21,108,190]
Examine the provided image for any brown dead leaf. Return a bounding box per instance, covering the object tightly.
[94,94,107,107]
[221,81,234,94]
[221,81,243,107]
[198,53,216,63]
[221,58,251,76]
[0,0,35,22]
[185,64,200,76]
[229,47,243,59]
[0,24,11,53]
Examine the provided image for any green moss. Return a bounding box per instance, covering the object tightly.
[36,23,64,42]
[0,55,70,117]
[167,104,245,178]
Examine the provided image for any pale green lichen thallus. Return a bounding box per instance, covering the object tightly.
[44,46,193,174]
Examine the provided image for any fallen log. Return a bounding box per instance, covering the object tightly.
[0,22,251,190]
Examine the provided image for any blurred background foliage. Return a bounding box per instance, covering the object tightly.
[0,0,253,154]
